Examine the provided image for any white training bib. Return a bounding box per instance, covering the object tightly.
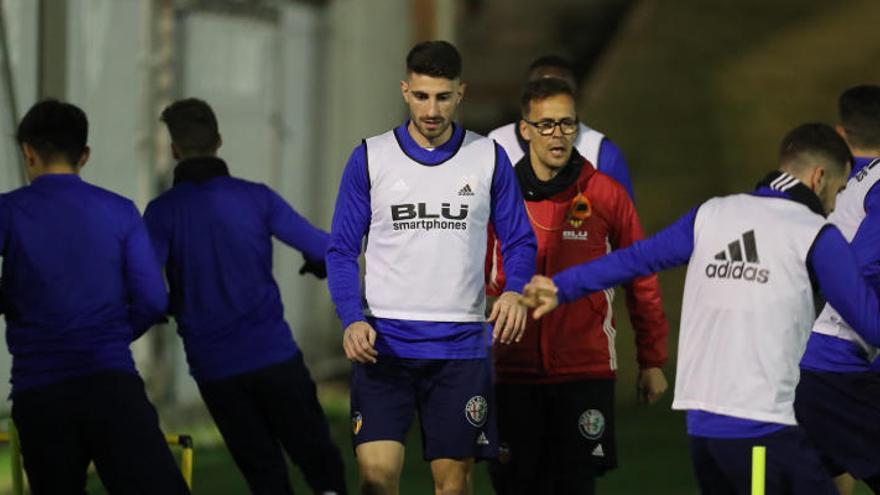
[813,158,880,361]
[673,192,826,425]
[488,122,604,167]
[363,129,496,321]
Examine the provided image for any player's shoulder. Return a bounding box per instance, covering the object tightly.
[587,169,630,199]
[79,180,139,212]
[487,122,517,141]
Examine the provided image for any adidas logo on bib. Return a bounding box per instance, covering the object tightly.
[458,184,474,196]
[591,444,605,457]
[704,230,770,283]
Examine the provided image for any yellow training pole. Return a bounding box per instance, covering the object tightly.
[165,434,194,489]
[751,445,766,495]
[179,435,193,489]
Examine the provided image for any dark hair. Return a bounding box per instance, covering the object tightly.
[528,55,575,75]
[779,123,852,176]
[520,77,575,116]
[16,99,88,165]
[406,40,462,79]
[160,98,220,157]
[839,84,880,149]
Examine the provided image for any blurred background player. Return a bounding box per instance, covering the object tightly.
[485,78,668,494]
[326,41,536,495]
[521,123,880,494]
[488,55,635,199]
[144,98,346,495]
[837,84,880,178]
[2,100,188,494]
[794,84,880,495]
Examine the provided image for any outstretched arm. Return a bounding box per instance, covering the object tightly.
[524,207,697,319]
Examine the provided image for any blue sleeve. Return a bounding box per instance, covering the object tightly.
[326,144,371,328]
[124,203,169,339]
[809,225,880,347]
[553,207,697,303]
[490,144,537,293]
[265,186,329,261]
[597,139,636,201]
[0,197,7,315]
[849,182,880,287]
[143,201,169,267]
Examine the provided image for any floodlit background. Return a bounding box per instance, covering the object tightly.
[0,0,877,492]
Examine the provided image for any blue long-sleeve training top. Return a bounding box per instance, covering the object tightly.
[326,122,537,359]
[144,157,329,383]
[551,180,880,438]
[0,174,167,396]
[803,156,880,373]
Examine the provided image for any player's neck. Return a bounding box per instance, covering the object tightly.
[851,146,880,159]
[408,121,453,149]
[529,150,563,182]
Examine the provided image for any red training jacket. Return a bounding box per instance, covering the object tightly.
[487,160,668,383]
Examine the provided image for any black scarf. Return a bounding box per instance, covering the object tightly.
[173,157,230,185]
[754,170,825,217]
[515,149,586,202]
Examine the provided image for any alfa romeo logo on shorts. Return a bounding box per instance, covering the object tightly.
[352,411,363,435]
[578,409,605,440]
[465,395,488,427]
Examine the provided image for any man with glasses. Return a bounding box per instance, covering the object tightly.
[485,77,668,494]
[488,55,635,199]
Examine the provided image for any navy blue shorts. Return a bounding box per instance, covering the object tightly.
[350,356,497,461]
[688,427,836,494]
[794,369,880,480]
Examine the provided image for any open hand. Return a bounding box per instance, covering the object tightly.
[488,291,527,344]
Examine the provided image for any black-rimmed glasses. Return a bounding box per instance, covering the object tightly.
[523,118,578,136]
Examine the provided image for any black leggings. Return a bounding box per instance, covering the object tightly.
[12,372,189,495]
[198,354,347,495]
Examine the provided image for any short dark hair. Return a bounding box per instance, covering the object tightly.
[160,98,220,157]
[779,123,852,176]
[528,55,575,75]
[406,40,462,79]
[839,84,880,149]
[16,99,88,165]
[520,77,575,116]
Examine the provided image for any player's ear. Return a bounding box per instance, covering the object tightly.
[400,79,409,102]
[457,81,466,104]
[810,165,826,193]
[835,125,852,148]
[519,119,531,142]
[76,146,90,169]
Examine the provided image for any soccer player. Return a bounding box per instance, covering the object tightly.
[794,84,880,495]
[521,123,880,494]
[326,41,537,495]
[485,78,669,494]
[144,98,346,495]
[2,100,188,494]
[487,55,635,199]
